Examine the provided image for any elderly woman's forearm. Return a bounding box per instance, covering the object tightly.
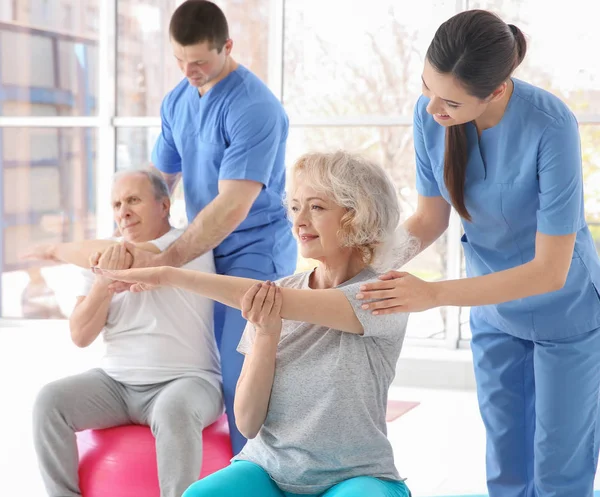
[162,268,364,333]
[234,335,278,439]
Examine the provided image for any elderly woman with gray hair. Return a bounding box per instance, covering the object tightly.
[95,151,416,497]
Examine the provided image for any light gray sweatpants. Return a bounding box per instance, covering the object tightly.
[32,368,223,497]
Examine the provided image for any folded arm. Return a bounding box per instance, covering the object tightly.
[69,286,114,347]
[69,244,137,347]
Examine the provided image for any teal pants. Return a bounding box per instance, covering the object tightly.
[182,461,411,497]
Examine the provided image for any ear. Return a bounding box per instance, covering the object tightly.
[223,39,233,56]
[488,81,509,103]
[162,197,171,218]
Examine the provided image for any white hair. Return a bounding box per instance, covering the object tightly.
[113,168,170,200]
[288,151,419,271]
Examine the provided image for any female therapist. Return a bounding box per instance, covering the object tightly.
[358,9,600,497]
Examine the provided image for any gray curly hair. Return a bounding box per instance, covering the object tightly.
[287,151,419,270]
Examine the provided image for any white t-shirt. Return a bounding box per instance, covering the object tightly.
[78,228,221,391]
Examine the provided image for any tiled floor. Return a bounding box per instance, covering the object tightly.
[2,324,599,497]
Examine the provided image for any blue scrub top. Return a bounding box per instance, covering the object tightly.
[152,65,296,275]
[415,78,600,340]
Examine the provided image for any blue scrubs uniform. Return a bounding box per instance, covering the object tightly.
[152,65,297,454]
[415,79,600,497]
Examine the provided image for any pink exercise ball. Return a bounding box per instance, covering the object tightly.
[76,414,233,497]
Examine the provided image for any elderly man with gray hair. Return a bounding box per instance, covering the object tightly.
[24,168,223,497]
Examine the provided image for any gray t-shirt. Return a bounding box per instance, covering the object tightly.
[233,267,409,494]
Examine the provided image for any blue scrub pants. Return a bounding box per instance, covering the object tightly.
[471,315,600,497]
[214,264,293,455]
[183,460,411,497]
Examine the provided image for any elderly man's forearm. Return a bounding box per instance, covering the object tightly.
[69,283,113,347]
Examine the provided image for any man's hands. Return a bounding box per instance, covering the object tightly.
[91,244,133,289]
[102,242,167,293]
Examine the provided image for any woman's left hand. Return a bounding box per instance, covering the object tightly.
[355,271,441,314]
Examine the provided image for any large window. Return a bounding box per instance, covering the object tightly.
[0,6,98,117]
[0,0,99,319]
[2,0,599,348]
[283,0,456,120]
[1,127,97,318]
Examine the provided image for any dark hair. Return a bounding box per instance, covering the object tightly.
[426,10,527,220]
[169,0,229,51]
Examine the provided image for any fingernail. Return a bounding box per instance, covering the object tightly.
[373,311,379,315]
[361,304,369,310]
[355,293,364,299]
[360,285,366,291]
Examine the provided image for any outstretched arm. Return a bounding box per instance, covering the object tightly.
[93,266,365,334]
[23,240,161,268]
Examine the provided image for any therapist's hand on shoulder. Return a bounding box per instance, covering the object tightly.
[356,271,441,314]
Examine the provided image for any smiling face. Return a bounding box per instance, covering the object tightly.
[421,58,493,127]
[111,173,170,243]
[289,180,350,263]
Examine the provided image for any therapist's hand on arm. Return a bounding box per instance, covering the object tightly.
[358,115,582,314]
[357,231,576,314]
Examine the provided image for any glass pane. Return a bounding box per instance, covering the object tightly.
[469,0,600,114]
[1,127,97,319]
[0,1,99,116]
[459,124,600,341]
[0,0,99,36]
[288,126,448,340]
[117,0,271,116]
[283,0,457,119]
